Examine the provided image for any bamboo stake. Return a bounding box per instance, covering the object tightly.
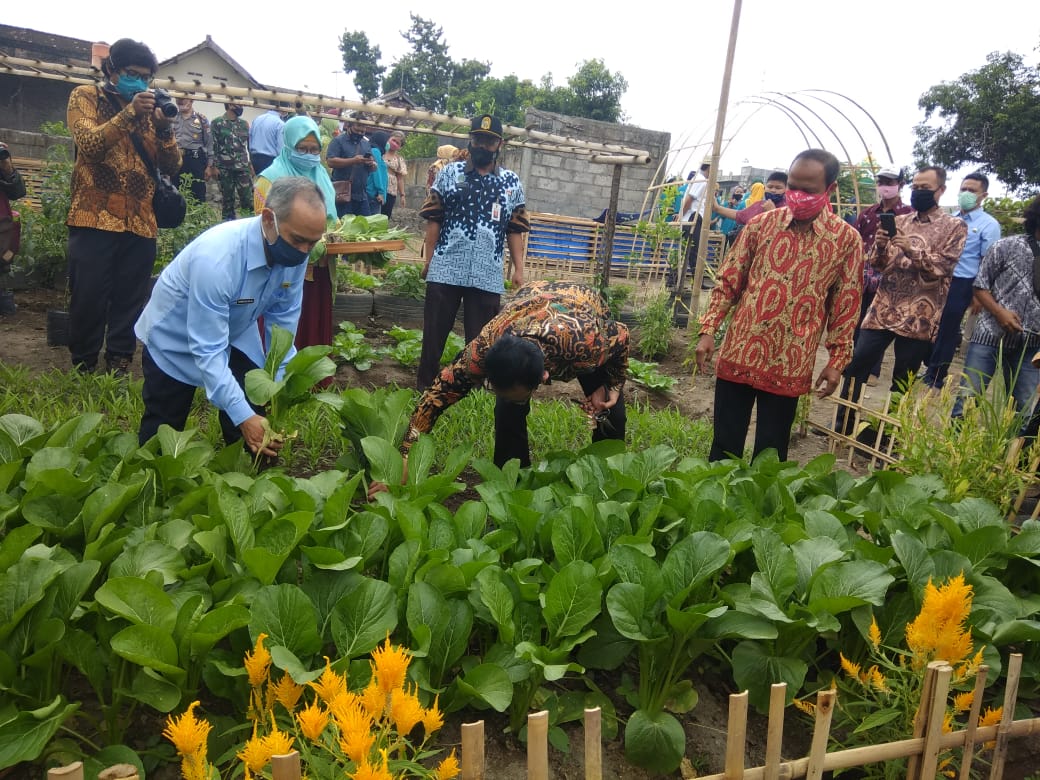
[724,691,749,778]
[805,690,835,780]
[763,684,786,780]
[989,653,1023,779]
[461,720,485,780]
[271,751,302,780]
[97,766,139,780]
[584,707,602,780]
[906,661,942,779]
[599,164,623,291]
[917,663,953,780]
[47,763,84,780]
[959,664,988,780]
[528,710,550,780]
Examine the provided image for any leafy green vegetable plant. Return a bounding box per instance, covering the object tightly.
[331,321,378,371]
[635,293,674,360]
[627,358,676,392]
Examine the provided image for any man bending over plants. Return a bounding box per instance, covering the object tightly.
[370,281,628,495]
[135,177,327,456]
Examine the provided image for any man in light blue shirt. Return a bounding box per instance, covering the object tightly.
[135,177,327,455]
[924,172,1001,389]
[248,107,286,176]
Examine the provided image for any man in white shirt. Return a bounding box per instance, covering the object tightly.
[674,160,711,286]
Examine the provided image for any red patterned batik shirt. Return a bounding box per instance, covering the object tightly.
[699,206,864,397]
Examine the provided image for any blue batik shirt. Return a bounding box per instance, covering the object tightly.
[424,161,527,294]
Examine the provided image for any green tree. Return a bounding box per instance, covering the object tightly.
[338,31,386,102]
[382,15,455,113]
[913,49,1040,193]
[565,59,628,122]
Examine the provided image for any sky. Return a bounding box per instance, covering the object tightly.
[6,1,1039,202]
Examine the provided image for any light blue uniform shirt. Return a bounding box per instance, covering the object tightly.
[249,110,285,157]
[953,207,1001,279]
[135,217,306,427]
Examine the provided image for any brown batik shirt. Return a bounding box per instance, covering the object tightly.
[860,209,967,341]
[66,85,182,239]
[403,280,629,450]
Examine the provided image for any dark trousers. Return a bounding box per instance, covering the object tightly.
[417,282,501,390]
[336,198,374,218]
[854,287,884,378]
[382,194,397,218]
[250,152,275,177]
[708,377,799,462]
[217,165,253,220]
[923,276,975,388]
[178,149,208,203]
[67,226,156,371]
[837,328,932,433]
[139,346,261,446]
[494,380,627,468]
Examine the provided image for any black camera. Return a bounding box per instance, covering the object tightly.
[152,89,178,118]
[0,147,10,161]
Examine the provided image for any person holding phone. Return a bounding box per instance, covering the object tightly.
[850,166,913,385]
[326,114,375,217]
[836,166,967,436]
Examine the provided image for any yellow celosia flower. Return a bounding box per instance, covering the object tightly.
[435,749,461,780]
[352,755,394,780]
[336,700,376,764]
[297,701,331,743]
[868,617,882,651]
[979,706,1003,750]
[372,639,410,694]
[422,695,445,735]
[361,679,387,721]
[310,656,348,703]
[792,698,816,716]
[866,665,888,693]
[244,633,272,687]
[952,691,974,713]
[942,710,954,733]
[271,672,305,713]
[328,690,363,727]
[839,652,861,681]
[264,722,294,757]
[163,701,212,758]
[162,701,213,780]
[390,686,424,736]
[238,727,270,773]
[905,574,974,667]
[955,648,986,681]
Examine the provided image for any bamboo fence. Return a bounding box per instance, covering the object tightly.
[55,652,1038,779]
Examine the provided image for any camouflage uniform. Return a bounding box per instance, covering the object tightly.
[211,115,253,220]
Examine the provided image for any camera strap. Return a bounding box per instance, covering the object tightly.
[98,87,161,183]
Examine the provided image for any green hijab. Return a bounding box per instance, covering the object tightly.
[260,116,337,220]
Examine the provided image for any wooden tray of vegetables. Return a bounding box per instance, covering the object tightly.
[325,239,405,254]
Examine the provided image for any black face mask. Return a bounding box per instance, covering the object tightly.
[911,189,937,213]
[764,191,785,205]
[232,106,244,117]
[469,144,496,169]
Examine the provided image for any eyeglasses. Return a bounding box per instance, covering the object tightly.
[295,145,321,155]
[119,69,152,82]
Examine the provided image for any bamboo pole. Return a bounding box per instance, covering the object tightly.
[907,661,943,779]
[461,720,485,780]
[584,707,603,780]
[97,767,138,780]
[47,764,84,780]
[271,751,302,780]
[959,665,988,780]
[763,684,786,780]
[599,164,624,291]
[688,0,743,312]
[724,691,749,779]
[916,663,953,780]
[989,652,1023,779]
[528,710,550,780]
[805,690,835,780]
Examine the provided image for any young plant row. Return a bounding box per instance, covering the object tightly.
[2,399,1039,775]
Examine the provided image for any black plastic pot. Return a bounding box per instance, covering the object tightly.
[46,309,70,346]
[373,293,425,323]
[332,292,374,322]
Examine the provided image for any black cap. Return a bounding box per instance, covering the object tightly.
[470,114,503,139]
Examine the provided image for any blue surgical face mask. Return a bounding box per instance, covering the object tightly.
[265,214,310,267]
[290,151,321,170]
[114,74,148,101]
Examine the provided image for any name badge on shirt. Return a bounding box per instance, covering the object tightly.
[235,298,255,305]
[491,203,501,221]
[281,282,291,288]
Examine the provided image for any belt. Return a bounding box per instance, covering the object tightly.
[183,148,207,159]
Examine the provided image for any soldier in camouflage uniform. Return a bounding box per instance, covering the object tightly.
[211,103,253,221]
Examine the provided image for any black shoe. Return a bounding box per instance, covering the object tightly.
[105,355,132,377]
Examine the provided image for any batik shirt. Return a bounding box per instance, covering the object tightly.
[211,116,251,170]
[861,210,967,341]
[403,281,628,450]
[419,161,530,295]
[700,206,864,397]
[852,200,913,293]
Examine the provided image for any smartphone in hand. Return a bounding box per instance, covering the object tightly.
[878,212,897,237]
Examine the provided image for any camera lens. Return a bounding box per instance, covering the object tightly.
[0,148,10,160]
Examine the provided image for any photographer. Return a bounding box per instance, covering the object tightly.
[0,141,27,315]
[65,38,181,375]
